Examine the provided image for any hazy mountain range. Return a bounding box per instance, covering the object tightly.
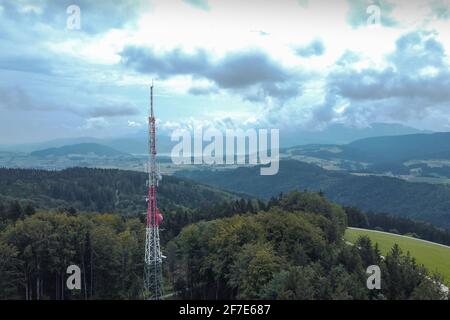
[282,132,450,183]
[0,123,431,155]
[30,143,128,158]
[279,122,431,147]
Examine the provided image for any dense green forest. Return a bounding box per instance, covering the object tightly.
[0,167,239,215]
[346,206,450,246]
[166,191,445,299]
[0,211,143,299]
[0,195,263,299]
[177,160,450,229]
[0,190,446,300]
[0,168,448,300]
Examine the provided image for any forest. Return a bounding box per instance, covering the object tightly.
[176,160,450,229]
[345,206,450,246]
[0,167,240,215]
[0,184,446,300]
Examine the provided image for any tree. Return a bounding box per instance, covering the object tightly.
[355,236,380,266]
[0,242,22,299]
[7,201,23,221]
[230,243,281,299]
[410,275,446,300]
[263,266,318,300]
[23,204,36,217]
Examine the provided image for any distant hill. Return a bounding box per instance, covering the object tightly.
[286,132,450,164]
[176,160,450,229]
[348,132,450,163]
[0,135,174,155]
[280,122,429,147]
[282,132,450,181]
[30,143,128,157]
[0,122,430,154]
[0,167,240,216]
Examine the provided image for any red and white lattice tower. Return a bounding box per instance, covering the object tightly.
[144,84,164,300]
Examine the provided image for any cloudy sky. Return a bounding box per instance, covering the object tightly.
[1,0,450,144]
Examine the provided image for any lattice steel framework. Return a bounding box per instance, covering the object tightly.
[143,84,163,300]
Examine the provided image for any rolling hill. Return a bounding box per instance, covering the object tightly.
[0,135,175,155]
[280,122,429,147]
[176,160,450,229]
[348,132,450,163]
[285,132,450,164]
[0,123,428,154]
[283,132,450,182]
[0,167,241,215]
[30,143,128,157]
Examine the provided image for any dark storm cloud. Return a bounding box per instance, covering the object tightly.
[120,46,303,102]
[206,50,304,102]
[294,39,325,57]
[120,46,210,78]
[207,51,290,88]
[311,30,450,126]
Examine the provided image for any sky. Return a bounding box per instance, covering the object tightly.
[0,0,450,144]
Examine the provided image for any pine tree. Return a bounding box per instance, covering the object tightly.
[7,201,23,221]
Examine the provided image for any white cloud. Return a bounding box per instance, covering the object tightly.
[81,117,109,130]
[127,120,142,127]
[2,0,450,144]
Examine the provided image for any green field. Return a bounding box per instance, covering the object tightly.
[345,228,450,286]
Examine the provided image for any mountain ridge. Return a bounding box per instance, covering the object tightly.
[0,122,432,154]
[30,143,128,157]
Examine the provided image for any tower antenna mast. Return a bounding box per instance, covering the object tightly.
[144,82,164,300]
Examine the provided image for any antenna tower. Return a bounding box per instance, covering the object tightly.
[144,84,164,300]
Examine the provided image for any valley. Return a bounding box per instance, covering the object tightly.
[176,159,450,229]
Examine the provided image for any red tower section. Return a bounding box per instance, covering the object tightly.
[146,85,163,227]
